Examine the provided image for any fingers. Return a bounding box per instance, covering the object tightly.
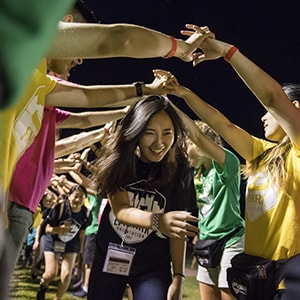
[185,24,210,34]
[152,69,179,86]
[168,211,199,239]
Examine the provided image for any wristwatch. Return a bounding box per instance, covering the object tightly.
[152,213,167,239]
[134,81,144,97]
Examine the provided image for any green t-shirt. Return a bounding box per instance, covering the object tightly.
[85,193,101,236]
[194,148,244,247]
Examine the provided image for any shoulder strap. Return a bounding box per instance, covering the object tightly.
[58,200,65,220]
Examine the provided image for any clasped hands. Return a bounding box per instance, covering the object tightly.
[181,24,224,66]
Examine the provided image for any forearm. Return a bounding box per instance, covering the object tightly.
[181,88,231,134]
[115,206,154,229]
[60,109,126,129]
[206,38,284,110]
[46,82,161,108]
[180,87,254,160]
[69,171,95,195]
[170,238,186,275]
[55,128,104,158]
[79,230,85,254]
[228,50,284,110]
[45,224,59,235]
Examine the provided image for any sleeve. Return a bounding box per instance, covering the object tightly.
[55,108,71,124]
[213,148,240,183]
[251,136,277,162]
[171,168,198,217]
[47,203,62,226]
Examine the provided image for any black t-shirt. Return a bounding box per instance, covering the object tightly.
[95,157,197,276]
[44,200,92,253]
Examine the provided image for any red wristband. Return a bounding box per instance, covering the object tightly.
[224,46,239,62]
[163,36,177,59]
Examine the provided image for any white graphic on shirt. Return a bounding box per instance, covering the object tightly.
[109,180,166,244]
[197,169,214,220]
[14,89,44,159]
[58,218,82,243]
[246,170,278,222]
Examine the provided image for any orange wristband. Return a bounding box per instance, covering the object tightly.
[224,46,238,62]
[163,36,177,58]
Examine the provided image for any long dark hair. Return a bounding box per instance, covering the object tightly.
[94,95,190,196]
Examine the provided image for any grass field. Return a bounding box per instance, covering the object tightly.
[9,247,200,299]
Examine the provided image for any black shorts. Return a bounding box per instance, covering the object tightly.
[82,234,97,265]
[44,234,79,254]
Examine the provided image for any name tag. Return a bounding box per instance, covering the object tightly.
[54,240,66,253]
[103,243,136,276]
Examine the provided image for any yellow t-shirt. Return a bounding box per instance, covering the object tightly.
[0,59,57,202]
[245,137,300,260]
[32,205,42,229]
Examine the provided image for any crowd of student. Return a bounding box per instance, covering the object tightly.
[2,1,300,300]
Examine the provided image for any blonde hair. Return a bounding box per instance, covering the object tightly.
[241,83,300,194]
[241,130,291,193]
[192,121,223,178]
[194,120,223,147]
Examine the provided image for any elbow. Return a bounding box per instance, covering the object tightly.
[97,25,134,56]
[260,82,285,107]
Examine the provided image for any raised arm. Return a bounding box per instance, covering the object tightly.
[182,25,300,148]
[154,69,254,161]
[48,22,212,62]
[46,73,166,108]
[55,128,104,158]
[57,107,128,129]
[170,103,226,167]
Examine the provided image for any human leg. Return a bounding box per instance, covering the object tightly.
[219,236,244,300]
[199,281,221,300]
[31,235,46,279]
[41,251,58,284]
[72,263,90,297]
[37,251,58,300]
[73,234,96,297]
[7,201,33,266]
[130,269,172,300]
[54,253,77,300]
[197,263,221,300]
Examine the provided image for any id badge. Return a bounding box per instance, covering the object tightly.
[103,243,136,276]
[54,240,66,253]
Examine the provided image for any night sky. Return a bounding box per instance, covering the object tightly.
[62,0,300,212]
[67,0,300,155]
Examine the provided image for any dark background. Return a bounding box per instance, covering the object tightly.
[65,0,300,214]
[67,0,300,149]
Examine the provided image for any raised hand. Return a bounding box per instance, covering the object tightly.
[152,69,184,98]
[181,24,225,66]
[179,25,214,62]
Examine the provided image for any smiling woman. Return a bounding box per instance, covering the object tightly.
[88,95,199,299]
[137,110,175,163]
